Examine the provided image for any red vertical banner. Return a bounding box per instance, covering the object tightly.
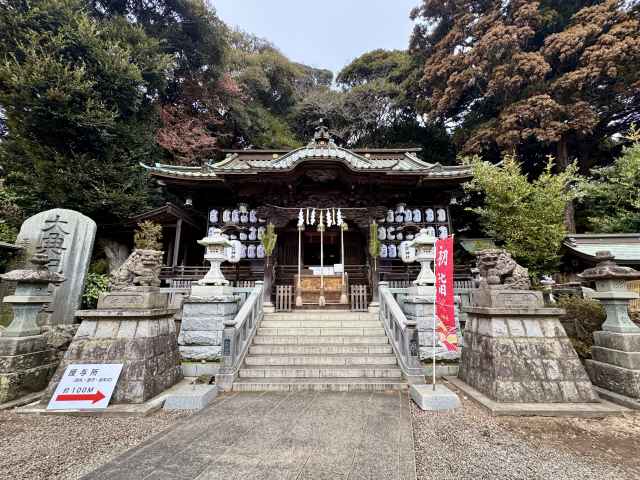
[435,236,458,352]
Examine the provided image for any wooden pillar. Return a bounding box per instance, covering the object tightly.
[172,218,183,268]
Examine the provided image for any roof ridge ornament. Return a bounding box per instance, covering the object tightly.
[307,119,337,148]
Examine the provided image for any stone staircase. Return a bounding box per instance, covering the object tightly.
[232,310,406,392]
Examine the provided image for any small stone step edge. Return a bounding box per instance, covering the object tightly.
[232,381,407,392]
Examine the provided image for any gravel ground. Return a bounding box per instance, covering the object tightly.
[412,388,640,480]
[0,409,191,480]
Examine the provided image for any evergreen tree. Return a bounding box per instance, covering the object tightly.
[411,1,640,168]
[0,0,171,221]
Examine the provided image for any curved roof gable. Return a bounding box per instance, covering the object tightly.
[141,125,473,181]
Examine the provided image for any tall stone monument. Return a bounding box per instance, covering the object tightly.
[179,230,241,363]
[581,252,640,402]
[14,209,96,326]
[458,249,598,403]
[0,254,64,403]
[43,249,182,404]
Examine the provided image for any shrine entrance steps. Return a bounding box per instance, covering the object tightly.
[233,311,407,392]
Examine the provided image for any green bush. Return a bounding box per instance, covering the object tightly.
[82,273,110,309]
[555,295,606,359]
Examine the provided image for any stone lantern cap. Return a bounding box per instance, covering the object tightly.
[198,228,233,248]
[0,253,65,285]
[578,251,640,282]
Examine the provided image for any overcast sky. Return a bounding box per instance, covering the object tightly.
[213,0,419,77]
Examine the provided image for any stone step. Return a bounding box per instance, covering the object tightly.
[244,354,398,366]
[232,378,406,392]
[261,320,382,329]
[263,312,375,321]
[257,327,386,337]
[249,344,393,355]
[238,366,403,379]
[252,335,389,345]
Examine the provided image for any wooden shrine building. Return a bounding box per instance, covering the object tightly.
[140,126,472,307]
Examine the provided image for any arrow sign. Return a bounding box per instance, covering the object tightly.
[47,363,123,411]
[56,390,105,404]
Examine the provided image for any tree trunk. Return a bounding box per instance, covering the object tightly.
[557,137,576,233]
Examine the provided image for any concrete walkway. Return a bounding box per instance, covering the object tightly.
[84,391,416,480]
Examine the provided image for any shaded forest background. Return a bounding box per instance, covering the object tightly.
[0,0,639,239]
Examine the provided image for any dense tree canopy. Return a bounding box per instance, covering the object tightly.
[1,0,639,244]
[0,0,171,221]
[410,0,640,169]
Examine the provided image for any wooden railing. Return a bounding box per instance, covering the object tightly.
[378,282,424,383]
[275,285,294,312]
[350,285,368,311]
[216,281,264,391]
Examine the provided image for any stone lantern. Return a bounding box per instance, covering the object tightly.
[179,229,242,365]
[191,228,240,298]
[399,229,447,360]
[0,253,63,403]
[400,228,437,296]
[579,251,640,333]
[581,251,640,402]
[1,253,64,337]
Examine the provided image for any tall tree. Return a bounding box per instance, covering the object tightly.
[411,0,640,169]
[87,0,230,164]
[0,0,171,221]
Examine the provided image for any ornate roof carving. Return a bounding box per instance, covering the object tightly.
[141,125,473,181]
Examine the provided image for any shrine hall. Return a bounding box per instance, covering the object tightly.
[139,126,473,309]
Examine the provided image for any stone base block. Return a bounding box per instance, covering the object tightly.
[410,384,460,411]
[98,289,167,310]
[586,359,640,400]
[163,384,218,411]
[0,335,48,356]
[0,362,58,403]
[593,331,640,351]
[181,362,220,377]
[592,346,640,369]
[179,346,221,362]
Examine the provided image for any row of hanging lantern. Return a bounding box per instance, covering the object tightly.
[297,208,345,229]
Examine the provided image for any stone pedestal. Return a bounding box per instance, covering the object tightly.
[178,288,239,362]
[586,332,640,400]
[0,334,58,403]
[459,288,598,403]
[43,288,182,404]
[402,286,461,361]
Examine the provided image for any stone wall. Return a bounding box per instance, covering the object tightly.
[178,296,239,361]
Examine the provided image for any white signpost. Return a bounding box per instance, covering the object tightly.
[47,363,123,411]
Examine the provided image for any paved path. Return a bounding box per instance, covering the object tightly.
[84,391,416,480]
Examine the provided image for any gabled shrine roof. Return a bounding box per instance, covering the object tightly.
[141,126,472,181]
[564,234,640,265]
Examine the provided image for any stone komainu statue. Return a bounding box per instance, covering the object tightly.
[109,249,163,290]
[475,248,530,290]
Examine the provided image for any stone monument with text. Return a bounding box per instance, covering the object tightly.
[458,249,598,403]
[13,209,96,326]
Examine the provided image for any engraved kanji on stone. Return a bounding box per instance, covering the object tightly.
[36,214,70,270]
